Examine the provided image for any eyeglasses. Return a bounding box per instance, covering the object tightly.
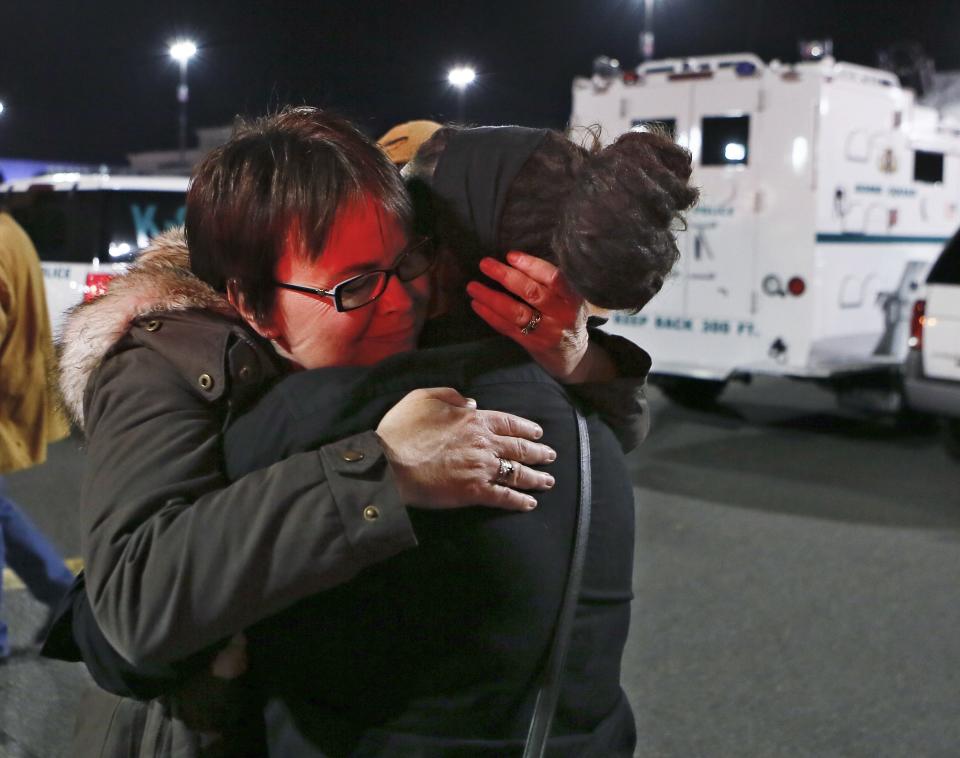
[274,236,435,312]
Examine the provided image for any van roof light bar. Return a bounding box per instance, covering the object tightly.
[638,53,765,78]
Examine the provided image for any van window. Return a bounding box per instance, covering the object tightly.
[914,150,944,184]
[913,150,943,184]
[103,192,186,261]
[6,190,101,263]
[928,228,960,285]
[701,115,750,166]
[631,118,676,139]
[5,189,185,263]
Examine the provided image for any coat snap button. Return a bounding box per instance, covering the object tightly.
[198,373,214,391]
[363,505,380,521]
[342,450,365,463]
[144,320,161,332]
[238,365,252,381]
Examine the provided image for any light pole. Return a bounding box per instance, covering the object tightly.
[169,39,197,165]
[447,66,476,123]
[640,0,656,61]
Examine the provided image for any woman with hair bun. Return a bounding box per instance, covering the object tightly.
[53,115,696,757]
[201,124,696,756]
[405,125,697,318]
[401,125,697,400]
[220,125,696,756]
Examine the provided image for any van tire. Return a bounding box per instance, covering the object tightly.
[942,419,960,460]
[652,376,727,408]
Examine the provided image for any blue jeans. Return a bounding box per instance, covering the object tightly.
[0,476,74,656]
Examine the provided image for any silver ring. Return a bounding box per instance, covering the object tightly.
[520,309,542,335]
[495,457,515,483]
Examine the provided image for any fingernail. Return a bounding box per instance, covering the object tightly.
[544,476,555,488]
[546,449,556,462]
[525,498,538,510]
[533,425,543,439]
[464,397,478,409]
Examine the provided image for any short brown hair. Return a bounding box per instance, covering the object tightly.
[187,107,411,320]
[407,127,698,311]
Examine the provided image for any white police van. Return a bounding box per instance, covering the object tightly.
[1,173,188,335]
[571,53,960,410]
[905,232,960,457]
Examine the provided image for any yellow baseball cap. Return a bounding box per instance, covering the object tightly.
[377,120,442,166]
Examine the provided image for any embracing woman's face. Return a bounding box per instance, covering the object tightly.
[259,196,430,370]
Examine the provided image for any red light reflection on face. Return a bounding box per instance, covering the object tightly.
[261,196,430,369]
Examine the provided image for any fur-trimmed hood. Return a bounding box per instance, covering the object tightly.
[57,227,238,428]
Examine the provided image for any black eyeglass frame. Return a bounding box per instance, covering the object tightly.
[273,236,435,313]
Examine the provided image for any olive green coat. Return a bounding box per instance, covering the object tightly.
[57,230,418,667]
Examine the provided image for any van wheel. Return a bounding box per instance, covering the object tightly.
[942,419,960,460]
[652,376,727,408]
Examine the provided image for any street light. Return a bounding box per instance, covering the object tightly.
[169,39,197,164]
[447,66,476,123]
[0,101,5,116]
[640,0,656,61]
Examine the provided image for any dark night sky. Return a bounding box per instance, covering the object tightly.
[2,0,959,164]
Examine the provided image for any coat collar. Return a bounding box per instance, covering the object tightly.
[57,227,240,428]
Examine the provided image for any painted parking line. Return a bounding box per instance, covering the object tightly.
[3,557,83,591]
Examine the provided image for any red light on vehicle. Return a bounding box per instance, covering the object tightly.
[622,70,640,84]
[909,299,925,351]
[787,276,806,296]
[84,273,114,302]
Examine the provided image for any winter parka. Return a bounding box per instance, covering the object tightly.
[57,229,418,670]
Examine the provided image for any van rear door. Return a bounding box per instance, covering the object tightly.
[685,76,761,325]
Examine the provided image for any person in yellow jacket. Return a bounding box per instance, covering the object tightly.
[0,206,73,659]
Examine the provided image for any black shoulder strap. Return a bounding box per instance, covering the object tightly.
[523,407,592,758]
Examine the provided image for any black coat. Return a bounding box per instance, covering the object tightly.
[224,337,637,757]
[48,332,646,757]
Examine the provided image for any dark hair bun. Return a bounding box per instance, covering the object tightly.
[554,130,698,310]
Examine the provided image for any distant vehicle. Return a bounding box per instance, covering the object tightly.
[1,172,188,334]
[571,53,960,411]
[904,231,960,458]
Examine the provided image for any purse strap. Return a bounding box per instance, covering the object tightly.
[523,407,592,758]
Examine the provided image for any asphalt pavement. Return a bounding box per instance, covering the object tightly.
[1,378,957,758]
